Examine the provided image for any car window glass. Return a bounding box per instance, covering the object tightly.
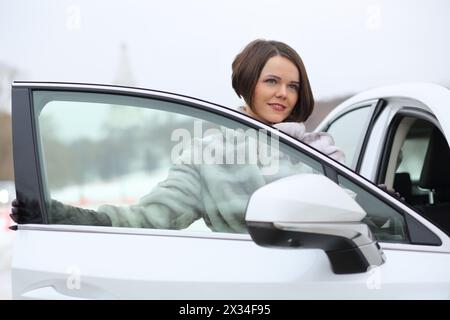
[33,90,324,234]
[337,175,409,243]
[325,106,372,169]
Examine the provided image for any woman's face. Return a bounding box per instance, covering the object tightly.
[246,55,300,124]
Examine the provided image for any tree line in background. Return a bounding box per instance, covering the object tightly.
[40,114,222,190]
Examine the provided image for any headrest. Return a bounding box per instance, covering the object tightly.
[419,128,450,189]
[393,172,412,200]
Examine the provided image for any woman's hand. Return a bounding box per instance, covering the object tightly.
[10,197,112,226]
[378,184,405,202]
[10,198,42,224]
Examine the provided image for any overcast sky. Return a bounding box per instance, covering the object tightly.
[0,0,449,109]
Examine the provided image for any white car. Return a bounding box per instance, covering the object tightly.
[10,82,450,299]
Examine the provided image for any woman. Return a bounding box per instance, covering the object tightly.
[10,39,345,233]
[232,39,344,162]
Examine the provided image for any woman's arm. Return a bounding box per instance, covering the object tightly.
[11,142,205,230]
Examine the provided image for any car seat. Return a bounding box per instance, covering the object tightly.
[393,172,412,204]
[415,128,450,235]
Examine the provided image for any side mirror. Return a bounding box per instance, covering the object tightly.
[245,174,385,274]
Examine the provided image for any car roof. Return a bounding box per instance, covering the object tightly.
[321,82,450,142]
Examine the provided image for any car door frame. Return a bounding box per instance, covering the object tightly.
[11,82,450,297]
[373,105,443,186]
[12,81,450,247]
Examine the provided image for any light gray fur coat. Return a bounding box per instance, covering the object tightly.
[94,121,345,233]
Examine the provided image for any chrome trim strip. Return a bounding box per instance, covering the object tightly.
[380,242,450,254]
[17,224,252,241]
[13,81,242,117]
[13,82,449,249]
[16,224,450,253]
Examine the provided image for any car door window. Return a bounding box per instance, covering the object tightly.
[325,106,372,169]
[31,90,420,243]
[337,175,408,243]
[33,90,324,234]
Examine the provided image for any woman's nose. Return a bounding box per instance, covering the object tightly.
[276,85,287,98]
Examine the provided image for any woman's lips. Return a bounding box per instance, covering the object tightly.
[268,103,286,112]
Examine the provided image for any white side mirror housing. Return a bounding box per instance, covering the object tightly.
[245,174,385,274]
[246,173,365,223]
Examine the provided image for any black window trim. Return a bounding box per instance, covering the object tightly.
[355,99,386,172]
[12,87,48,224]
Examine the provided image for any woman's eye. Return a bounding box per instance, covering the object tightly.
[265,78,277,84]
[289,84,299,91]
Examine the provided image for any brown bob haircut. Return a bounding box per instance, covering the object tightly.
[232,39,314,122]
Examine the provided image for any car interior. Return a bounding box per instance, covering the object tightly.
[387,117,450,235]
[414,127,450,233]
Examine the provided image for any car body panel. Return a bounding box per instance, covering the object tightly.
[12,225,450,299]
